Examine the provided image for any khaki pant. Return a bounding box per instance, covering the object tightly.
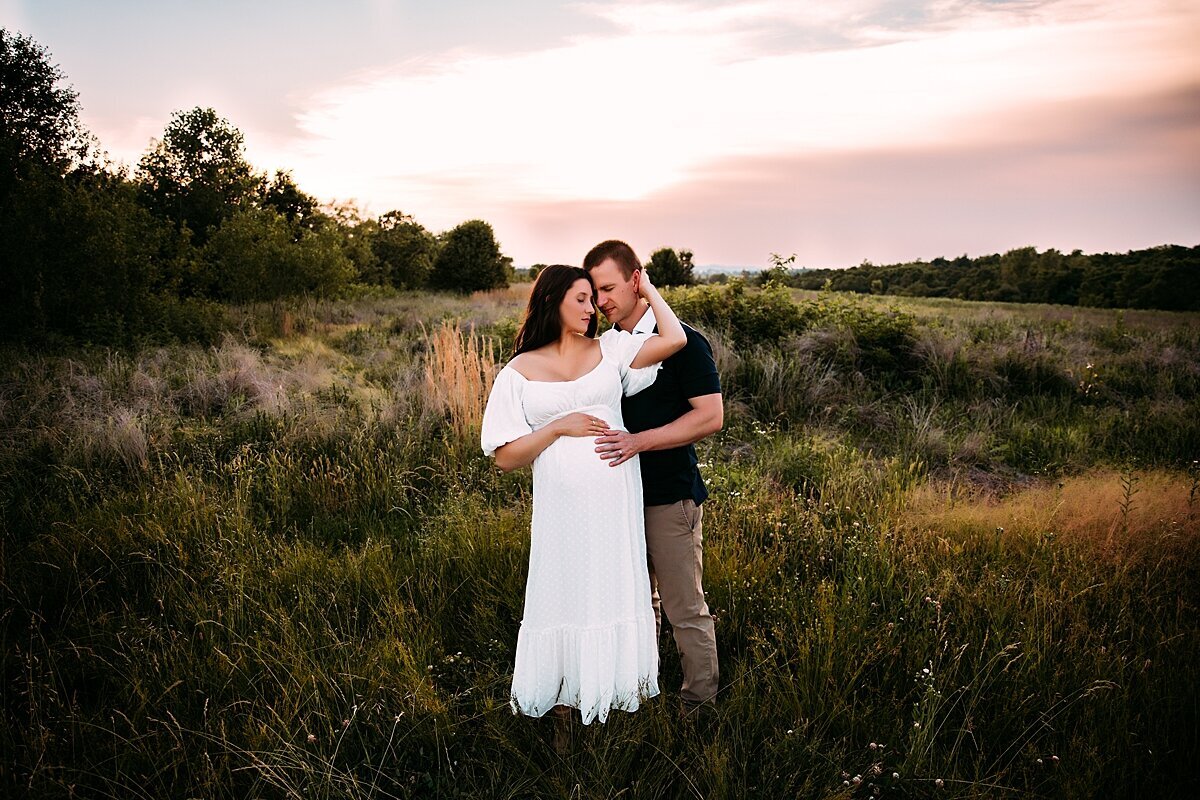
[645,499,719,707]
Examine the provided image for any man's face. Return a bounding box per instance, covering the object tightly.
[589,258,640,328]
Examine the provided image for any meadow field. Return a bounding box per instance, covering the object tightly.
[2,283,1197,798]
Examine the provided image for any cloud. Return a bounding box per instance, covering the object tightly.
[492,84,1200,266]
[271,0,1198,231]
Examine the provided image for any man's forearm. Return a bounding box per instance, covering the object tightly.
[635,406,722,452]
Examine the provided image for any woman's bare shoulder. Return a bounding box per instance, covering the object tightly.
[508,349,550,380]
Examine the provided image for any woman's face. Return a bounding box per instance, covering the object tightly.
[558,277,596,336]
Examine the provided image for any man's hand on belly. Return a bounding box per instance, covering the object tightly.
[594,429,645,467]
[594,394,723,467]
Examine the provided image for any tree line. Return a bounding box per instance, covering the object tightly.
[761,246,1200,311]
[1,29,512,345]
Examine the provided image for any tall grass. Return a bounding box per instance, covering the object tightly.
[422,322,497,444]
[2,287,1196,798]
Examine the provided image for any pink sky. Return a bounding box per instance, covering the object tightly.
[4,0,1198,267]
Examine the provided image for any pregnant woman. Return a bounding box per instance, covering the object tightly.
[480,263,685,729]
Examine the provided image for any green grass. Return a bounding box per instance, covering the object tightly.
[2,286,1197,798]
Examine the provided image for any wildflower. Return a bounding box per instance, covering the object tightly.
[869,741,878,750]
[935,778,944,788]
[1051,755,1060,764]
[786,729,794,735]
[914,722,921,729]
[307,733,316,743]
[342,718,350,727]
[893,772,900,779]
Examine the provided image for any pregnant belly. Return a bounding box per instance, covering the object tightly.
[532,426,635,497]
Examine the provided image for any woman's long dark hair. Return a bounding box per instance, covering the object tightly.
[512,264,598,357]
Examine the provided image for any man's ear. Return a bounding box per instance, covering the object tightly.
[631,268,642,292]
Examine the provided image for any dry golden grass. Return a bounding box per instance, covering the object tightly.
[422,321,497,441]
[899,469,1199,562]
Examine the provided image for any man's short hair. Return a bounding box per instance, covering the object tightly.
[583,240,641,279]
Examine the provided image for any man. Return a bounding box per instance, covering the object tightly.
[584,239,723,713]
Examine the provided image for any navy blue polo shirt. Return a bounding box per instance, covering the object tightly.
[620,308,721,506]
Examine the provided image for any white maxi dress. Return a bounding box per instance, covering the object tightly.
[480,328,661,724]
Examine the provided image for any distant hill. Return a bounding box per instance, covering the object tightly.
[694,264,768,275]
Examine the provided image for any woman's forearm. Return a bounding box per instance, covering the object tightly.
[645,284,685,346]
[494,423,562,472]
[631,284,687,368]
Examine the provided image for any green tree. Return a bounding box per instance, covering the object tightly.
[999,246,1038,301]
[202,207,354,302]
[1,29,82,337]
[429,219,510,293]
[259,170,319,231]
[321,201,382,284]
[373,210,438,289]
[0,28,87,177]
[0,30,194,343]
[646,247,695,286]
[137,107,260,244]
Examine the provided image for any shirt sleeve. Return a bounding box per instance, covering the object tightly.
[675,326,722,398]
[600,328,661,396]
[480,366,533,457]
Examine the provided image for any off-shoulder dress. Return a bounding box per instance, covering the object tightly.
[480,328,662,724]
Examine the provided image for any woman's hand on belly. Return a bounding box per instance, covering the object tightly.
[548,411,610,438]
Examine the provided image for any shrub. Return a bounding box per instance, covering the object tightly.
[202,207,355,302]
[665,279,807,345]
[428,220,510,294]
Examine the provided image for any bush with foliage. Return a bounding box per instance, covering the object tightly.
[202,207,355,303]
[372,211,439,289]
[429,219,510,293]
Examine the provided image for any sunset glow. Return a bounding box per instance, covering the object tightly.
[5,0,1198,266]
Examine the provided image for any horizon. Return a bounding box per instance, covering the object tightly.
[3,0,1199,269]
